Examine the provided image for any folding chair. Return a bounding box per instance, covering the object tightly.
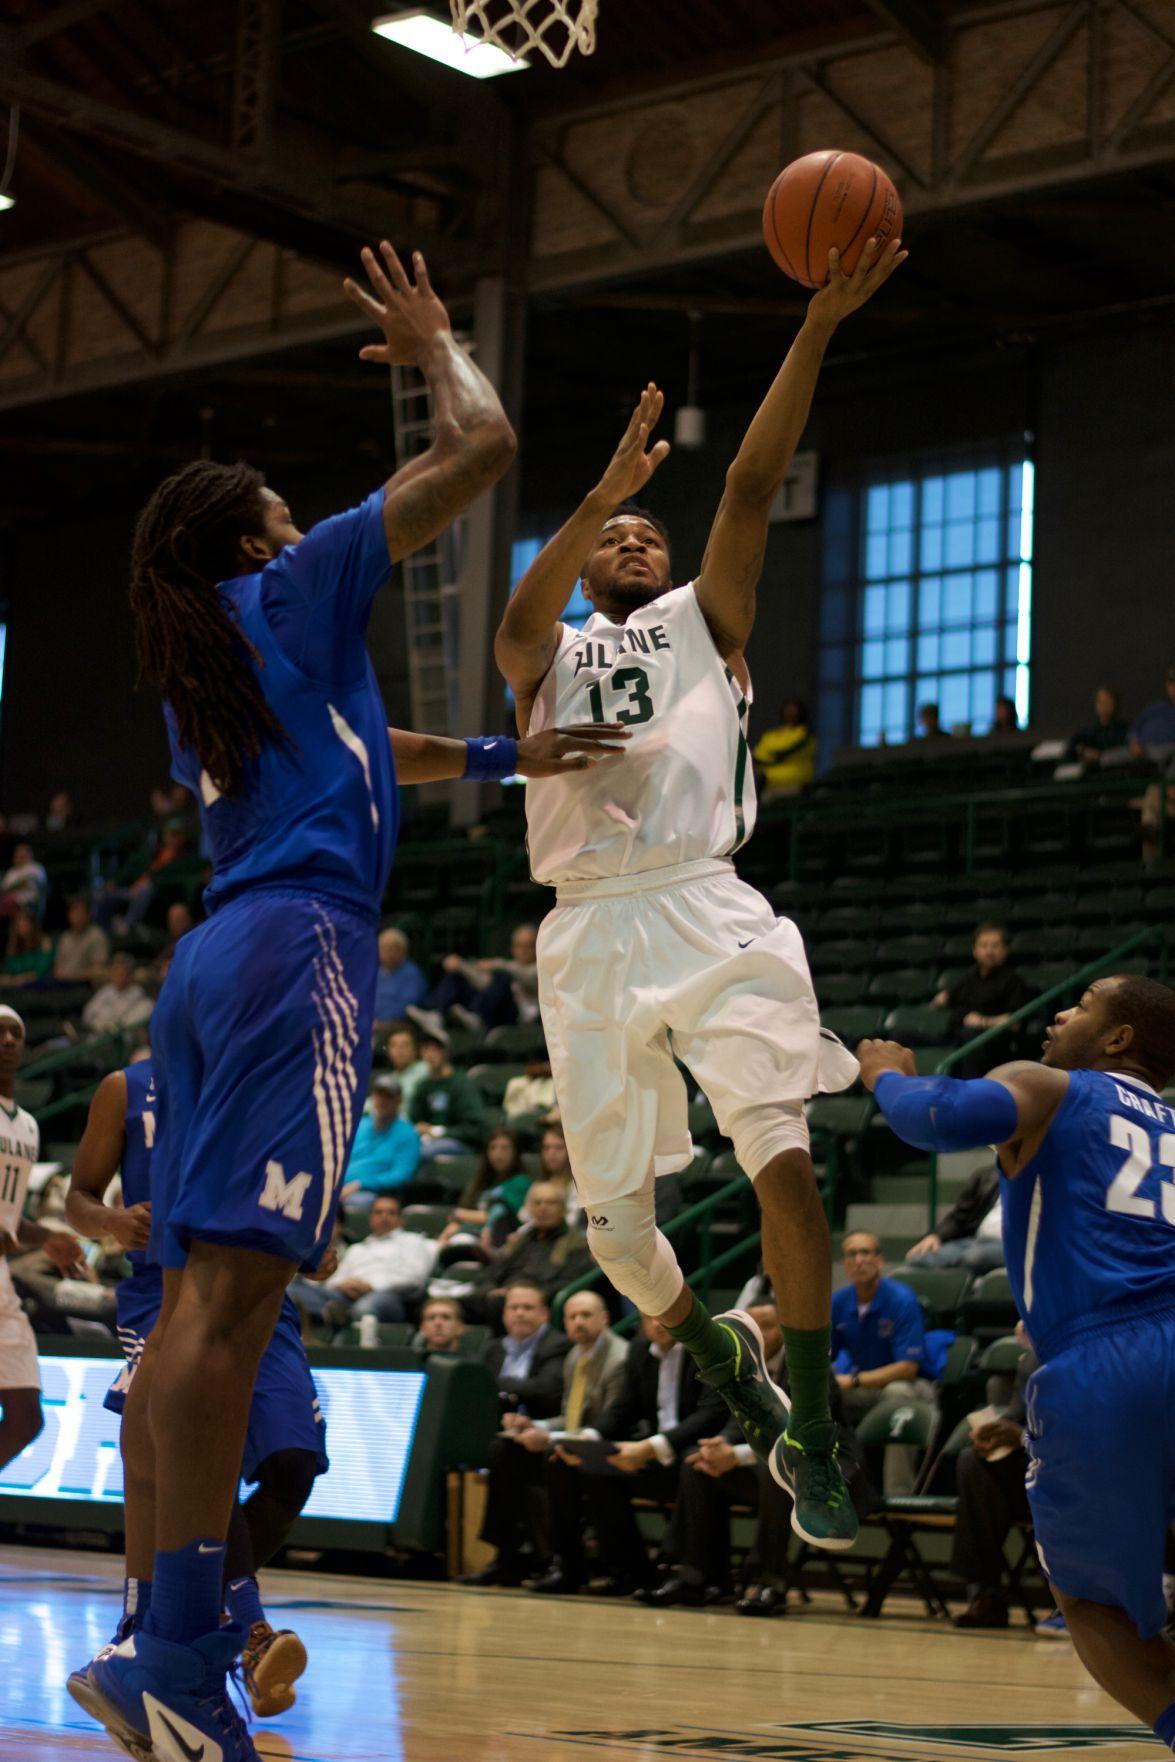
[855,1398,953,1619]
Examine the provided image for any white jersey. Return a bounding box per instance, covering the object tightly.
[0,1097,39,1320]
[525,583,756,886]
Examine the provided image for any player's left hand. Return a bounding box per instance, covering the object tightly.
[42,1228,85,1274]
[608,1440,656,1473]
[344,243,451,368]
[306,1243,339,1283]
[808,235,907,327]
[856,1038,917,1090]
[515,724,632,777]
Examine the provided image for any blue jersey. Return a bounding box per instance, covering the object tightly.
[1002,1069,1175,1361]
[831,1275,926,1376]
[121,1058,157,1280]
[165,490,399,920]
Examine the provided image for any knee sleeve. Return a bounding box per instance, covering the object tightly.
[585,1190,684,1316]
[726,1100,810,1181]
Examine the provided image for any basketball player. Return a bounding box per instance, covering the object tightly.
[0,1005,84,1474]
[859,975,1175,1750]
[495,236,905,1549]
[66,1055,328,1720]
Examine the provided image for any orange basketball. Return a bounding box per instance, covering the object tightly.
[762,150,902,289]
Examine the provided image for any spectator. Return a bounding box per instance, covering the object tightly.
[467,1181,594,1320]
[385,1019,429,1111]
[289,1194,436,1330]
[94,818,191,933]
[905,1161,1004,1274]
[409,1023,487,1159]
[753,699,817,797]
[953,1338,1036,1629]
[519,1123,579,1228]
[45,791,76,833]
[437,1127,529,1251]
[990,696,1018,734]
[1128,664,1175,760]
[917,702,952,741]
[931,923,1031,1077]
[833,1230,933,1495]
[533,1317,728,1596]
[0,909,53,988]
[52,897,110,985]
[485,1280,570,1419]
[339,1075,422,1208]
[0,843,47,918]
[79,952,154,1039]
[413,1296,465,1354]
[501,1060,557,1124]
[430,923,540,1031]
[476,1290,628,1585]
[372,929,427,1030]
[1070,686,1130,765]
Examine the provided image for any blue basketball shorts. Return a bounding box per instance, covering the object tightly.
[105,1286,328,1484]
[148,888,377,1272]
[1025,1306,1175,1639]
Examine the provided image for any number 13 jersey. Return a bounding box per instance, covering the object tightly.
[524,583,756,886]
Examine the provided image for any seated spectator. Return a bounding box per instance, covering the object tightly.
[340,1075,422,1209]
[1069,686,1129,766]
[530,1317,728,1596]
[0,908,53,989]
[289,1194,436,1330]
[473,1290,627,1586]
[45,790,77,834]
[931,923,1031,1077]
[385,1018,429,1110]
[989,695,1019,734]
[53,896,110,985]
[1129,664,1175,761]
[409,1023,487,1159]
[413,1295,466,1354]
[905,1160,1004,1274]
[917,702,952,741]
[94,819,190,932]
[518,1124,578,1228]
[0,842,47,919]
[79,952,154,1039]
[483,1279,570,1420]
[501,1060,557,1124]
[833,1230,933,1495]
[430,923,540,1031]
[753,699,816,797]
[372,929,427,1032]
[437,1127,530,1251]
[954,1334,1036,1629]
[466,1182,594,1321]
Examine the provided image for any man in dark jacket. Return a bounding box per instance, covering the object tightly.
[468,1183,594,1323]
[931,924,1031,1078]
[905,1161,1004,1274]
[527,1316,728,1597]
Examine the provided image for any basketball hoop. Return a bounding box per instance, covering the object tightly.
[450,0,598,68]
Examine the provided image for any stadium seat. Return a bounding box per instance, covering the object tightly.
[816,974,863,1008]
[888,1265,971,1328]
[874,935,941,971]
[809,938,872,974]
[819,906,875,936]
[882,1005,950,1045]
[866,968,933,1004]
[401,1204,453,1236]
[482,1023,547,1060]
[958,1267,1018,1341]
[423,1156,480,1198]
[467,1063,526,1105]
[821,1006,886,1043]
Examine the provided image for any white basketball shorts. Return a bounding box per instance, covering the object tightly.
[0,1306,42,1391]
[536,857,858,1207]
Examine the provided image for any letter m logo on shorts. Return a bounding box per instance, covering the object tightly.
[259,1160,313,1221]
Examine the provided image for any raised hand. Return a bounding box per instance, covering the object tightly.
[515,723,632,777]
[343,242,452,367]
[808,235,907,327]
[593,384,671,509]
[855,1037,917,1090]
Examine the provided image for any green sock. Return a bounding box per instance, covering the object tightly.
[665,1293,737,1386]
[783,1327,832,1441]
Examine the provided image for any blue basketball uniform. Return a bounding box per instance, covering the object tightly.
[105,1060,328,1481]
[149,489,399,1272]
[1002,1068,1175,1637]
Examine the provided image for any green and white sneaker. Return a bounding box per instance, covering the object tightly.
[770,1420,858,1553]
[708,1309,792,1465]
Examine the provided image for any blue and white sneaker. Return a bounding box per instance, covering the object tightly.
[1035,1609,1069,1638]
[68,1622,258,1761]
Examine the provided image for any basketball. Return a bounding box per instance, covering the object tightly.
[762,149,902,288]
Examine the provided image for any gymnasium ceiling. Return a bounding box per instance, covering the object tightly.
[1,0,1174,516]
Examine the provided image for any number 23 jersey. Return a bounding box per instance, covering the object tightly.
[1001,1068,1175,1361]
[524,583,756,886]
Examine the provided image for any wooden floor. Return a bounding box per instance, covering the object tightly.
[0,1545,1158,1762]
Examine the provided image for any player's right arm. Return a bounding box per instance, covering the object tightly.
[494,385,670,723]
[65,1072,151,1252]
[858,1041,1069,1175]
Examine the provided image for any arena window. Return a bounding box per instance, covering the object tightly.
[818,452,1033,751]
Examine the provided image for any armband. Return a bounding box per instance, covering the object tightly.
[873,1071,1019,1152]
[462,736,518,782]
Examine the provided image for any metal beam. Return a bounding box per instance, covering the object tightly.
[13,0,128,48]
[232,0,282,156]
[862,0,947,63]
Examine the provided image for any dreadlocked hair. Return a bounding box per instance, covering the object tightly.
[129,459,289,798]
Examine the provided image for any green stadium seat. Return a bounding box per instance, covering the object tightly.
[1070,891,1119,925]
[866,968,934,1004]
[958,1268,1018,1341]
[809,939,872,973]
[467,1063,526,1105]
[816,974,865,1008]
[687,1099,721,1145]
[977,1334,1023,1376]
[821,1006,886,1043]
[883,1005,951,1045]
[423,1156,480,1198]
[482,1024,547,1060]
[819,906,875,936]
[807,1094,874,1138]
[1021,962,1076,993]
[874,935,941,971]
[401,1204,453,1236]
[888,1264,971,1328]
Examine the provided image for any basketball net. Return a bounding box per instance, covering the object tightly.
[450,0,598,67]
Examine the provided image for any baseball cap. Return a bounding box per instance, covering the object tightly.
[372,1074,402,1098]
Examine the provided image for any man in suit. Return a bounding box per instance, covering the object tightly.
[464,1280,572,1585]
[472,1290,628,1586]
[530,1315,727,1597]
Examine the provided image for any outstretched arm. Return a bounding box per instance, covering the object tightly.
[344,243,516,566]
[495,385,670,718]
[695,238,906,658]
[857,1040,1068,1172]
[388,723,631,784]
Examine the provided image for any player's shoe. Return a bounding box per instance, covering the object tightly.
[710,1309,793,1463]
[240,1619,307,1718]
[1034,1609,1069,1638]
[68,1622,259,1762]
[769,1420,859,1553]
